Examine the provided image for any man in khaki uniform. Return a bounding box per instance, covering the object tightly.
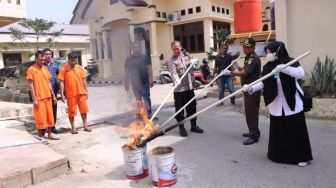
[232,38,261,145]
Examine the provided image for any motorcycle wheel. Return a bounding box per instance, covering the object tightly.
[193,80,202,89]
[160,75,168,84]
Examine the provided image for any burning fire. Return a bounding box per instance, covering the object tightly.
[119,100,158,149]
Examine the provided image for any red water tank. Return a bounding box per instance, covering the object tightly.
[234,0,262,34]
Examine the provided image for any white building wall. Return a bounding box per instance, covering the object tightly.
[0,0,26,17]
[275,0,336,74]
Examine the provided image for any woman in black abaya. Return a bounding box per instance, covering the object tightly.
[245,41,313,166]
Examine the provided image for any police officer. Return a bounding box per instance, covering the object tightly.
[169,41,204,137]
[231,38,261,145]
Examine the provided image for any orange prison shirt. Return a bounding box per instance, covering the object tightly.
[27,64,54,129]
[58,64,87,97]
[27,64,52,100]
[58,64,88,117]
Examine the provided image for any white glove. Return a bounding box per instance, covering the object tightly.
[174,79,181,86]
[243,84,253,94]
[189,58,198,67]
[221,70,231,76]
[274,64,285,73]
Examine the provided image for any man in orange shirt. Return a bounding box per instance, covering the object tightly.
[27,51,59,140]
[58,52,91,134]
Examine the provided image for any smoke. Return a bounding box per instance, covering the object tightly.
[116,89,135,113]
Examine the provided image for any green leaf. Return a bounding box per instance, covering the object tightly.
[9,18,63,50]
[310,56,336,96]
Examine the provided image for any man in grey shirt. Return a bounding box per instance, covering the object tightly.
[169,41,204,137]
[125,42,155,119]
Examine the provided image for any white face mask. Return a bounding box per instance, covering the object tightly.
[266,52,277,62]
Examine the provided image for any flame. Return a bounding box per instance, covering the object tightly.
[121,100,158,149]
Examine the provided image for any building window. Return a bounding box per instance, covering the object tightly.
[196,6,201,13]
[173,21,205,53]
[162,12,166,18]
[181,9,186,16]
[59,50,67,58]
[212,6,215,12]
[7,0,11,3]
[213,21,231,50]
[3,53,22,67]
[156,12,161,18]
[188,8,193,14]
[110,0,118,4]
[226,9,230,15]
[222,8,225,14]
[16,0,20,5]
[217,7,220,13]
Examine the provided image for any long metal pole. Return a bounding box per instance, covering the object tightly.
[159,55,242,129]
[147,60,196,125]
[266,31,273,43]
[159,51,310,131]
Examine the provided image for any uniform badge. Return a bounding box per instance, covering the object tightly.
[247,58,253,65]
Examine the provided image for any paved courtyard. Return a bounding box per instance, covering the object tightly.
[28,85,336,188]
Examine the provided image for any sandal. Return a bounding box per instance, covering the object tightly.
[48,136,60,140]
[71,130,78,134]
[84,128,92,132]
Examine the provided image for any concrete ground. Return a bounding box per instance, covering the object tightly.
[55,84,207,130]
[28,84,336,188]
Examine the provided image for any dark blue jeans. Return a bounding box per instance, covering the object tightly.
[143,83,152,117]
[218,76,235,104]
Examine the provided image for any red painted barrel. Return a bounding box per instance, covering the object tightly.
[234,0,262,34]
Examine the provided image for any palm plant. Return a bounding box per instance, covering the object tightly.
[206,29,236,61]
[310,56,336,97]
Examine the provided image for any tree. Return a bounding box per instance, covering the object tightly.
[206,29,236,61]
[9,18,64,50]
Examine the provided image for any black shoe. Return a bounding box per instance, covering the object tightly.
[243,137,259,145]
[51,128,60,134]
[179,125,188,137]
[152,117,159,121]
[242,133,250,137]
[217,103,224,107]
[48,127,60,134]
[190,125,204,133]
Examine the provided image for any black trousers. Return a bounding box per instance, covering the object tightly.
[173,90,197,126]
[44,87,58,133]
[244,91,261,138]
[52,87,58,124]
[52,103,57,123]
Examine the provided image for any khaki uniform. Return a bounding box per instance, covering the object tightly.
[241,52,261,139]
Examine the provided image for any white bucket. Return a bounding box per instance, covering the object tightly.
[149,146,177,187]
[122,145,149,180]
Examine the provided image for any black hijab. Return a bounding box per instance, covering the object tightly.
[261,41,300,111]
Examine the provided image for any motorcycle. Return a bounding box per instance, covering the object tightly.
[159,64,172,84]
[193,58,211,89]
[194,69,210,89]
